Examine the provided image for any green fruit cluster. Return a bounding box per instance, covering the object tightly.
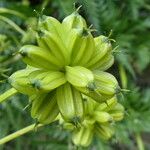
[60,96,124,147]
[8,9,124,146]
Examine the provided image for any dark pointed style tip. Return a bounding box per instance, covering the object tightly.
[7,77,12,84]
[34,7,46,21]
[71,116,81,128]
[102,36,109,43]
[88,82,97,91]
[82,28,89,36]
[39,15,47,22]
[73,3,82,13]
[19,50,27,57]
[30,80,41,90]
[37,30,45,38]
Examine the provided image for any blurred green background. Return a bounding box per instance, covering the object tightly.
[0,0,150,149]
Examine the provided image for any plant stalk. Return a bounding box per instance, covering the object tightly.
[0,15,25,35]
[0,88,18,103]
[0,8,26,19]
[136,133,145,150]
[0,124,43,145]
[119,64,127,89]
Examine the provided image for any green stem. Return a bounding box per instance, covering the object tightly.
[0,15,25,35]
[0,8,26,19]
[0,124,43,145]
[0,88,18,103]
[0,55,21,67]
[42,0,50,8]
[136,133,145,150]
[119,64,127,89]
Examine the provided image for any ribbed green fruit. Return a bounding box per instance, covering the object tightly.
[62,11,87,30]
[56,83,84,123]
[65,66,94,88]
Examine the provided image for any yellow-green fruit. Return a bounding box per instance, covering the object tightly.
[93,54,114,71]
[86,35,112,68]
[83,95,97,115]
[62,11,87,30]
[38,15,64,36]
[65,66,94,88]
[56,83,84,123]
[31,91,59,124]
[63,122,75,130]
[111,112,124,121]
[81,97,96,127]
[29,70,67,92]
[74,70,118,102]
[41,30,70,66]
[36,33,50,51]
[30,93,47,118]
[95,124,114,140]
[9,69,38,95]
[72,127,93,147]
[109,103,125,121]
[19,45,61,70]
[82,116,96,128]
[86,35,114,71]
[68,28,95,66]
[38,16,70,65]
[94,70,118,95]
[76,86,113,103]
[93,111,113,123]
[96,96,118,111]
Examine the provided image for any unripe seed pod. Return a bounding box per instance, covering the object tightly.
[86,35,113,69]
[83,95,97,115]
[41,30,70,66]
[65,66,94,88]
[111,112,124,121]
[29,70,67,92]
[9,69,39,95]
[38,16,70,66]
[19,45,61,70]
[62,11,87,30]
[76,86,114,103]
[72,126,93,147]
[93,111,113,123]
[31,90,59,124]
[93,54,114,71]
[56,83,84,123]
[96,96,118,111]
[95,124,114,140]
[67,28,95,66]
[109,103,125,121]
[38,15,63,35]
[93,70,118,96]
